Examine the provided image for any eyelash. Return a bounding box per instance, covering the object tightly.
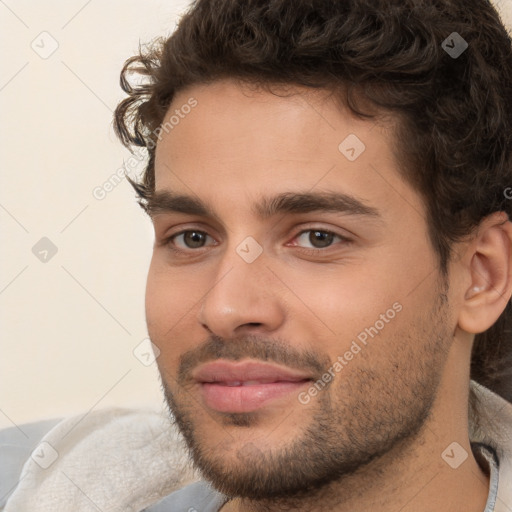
[162,228,352,256]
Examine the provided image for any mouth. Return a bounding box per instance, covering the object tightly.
[192,360,314,413]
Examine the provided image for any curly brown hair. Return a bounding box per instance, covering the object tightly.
[113,0,512,405]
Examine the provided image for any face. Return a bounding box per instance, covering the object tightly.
[146,78,454,500]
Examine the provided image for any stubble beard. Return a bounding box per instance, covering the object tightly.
[158,290,451,509]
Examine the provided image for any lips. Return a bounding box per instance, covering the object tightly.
[219,380,284,386]
[192,360,313,413]
[193,360,312,384]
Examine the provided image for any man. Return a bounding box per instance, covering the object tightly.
[2,0,512,511]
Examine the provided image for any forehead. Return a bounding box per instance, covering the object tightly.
[155,78,386,167]
[153,78,419,219]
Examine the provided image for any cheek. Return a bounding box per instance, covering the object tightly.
[280,262,400,338]
[145,265,173,330]
[145,260,182,339]
[281,249,432,358]
[145,272,186,373]
[145,257,209,363]
[145,255,201,323]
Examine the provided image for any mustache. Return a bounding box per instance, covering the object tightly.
[176,334,330,385]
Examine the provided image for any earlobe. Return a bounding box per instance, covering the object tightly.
[458,213,512,334]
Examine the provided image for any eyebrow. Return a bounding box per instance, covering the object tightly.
[145,190,381,222]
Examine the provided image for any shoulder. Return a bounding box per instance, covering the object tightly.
[470,380,512,454]
[1,407,199,512]
[469,380,512,506]
[0,417,63,509]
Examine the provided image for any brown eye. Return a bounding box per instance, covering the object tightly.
[289,228,352,254]
[172,230,211,249]
[294,229,339,249]
[309,230,334,248]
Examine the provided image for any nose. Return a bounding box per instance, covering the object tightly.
[198,244,286,339]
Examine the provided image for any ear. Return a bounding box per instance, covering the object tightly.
[458,211,512,334]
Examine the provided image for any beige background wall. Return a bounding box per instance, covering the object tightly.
[1,0,511,430]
